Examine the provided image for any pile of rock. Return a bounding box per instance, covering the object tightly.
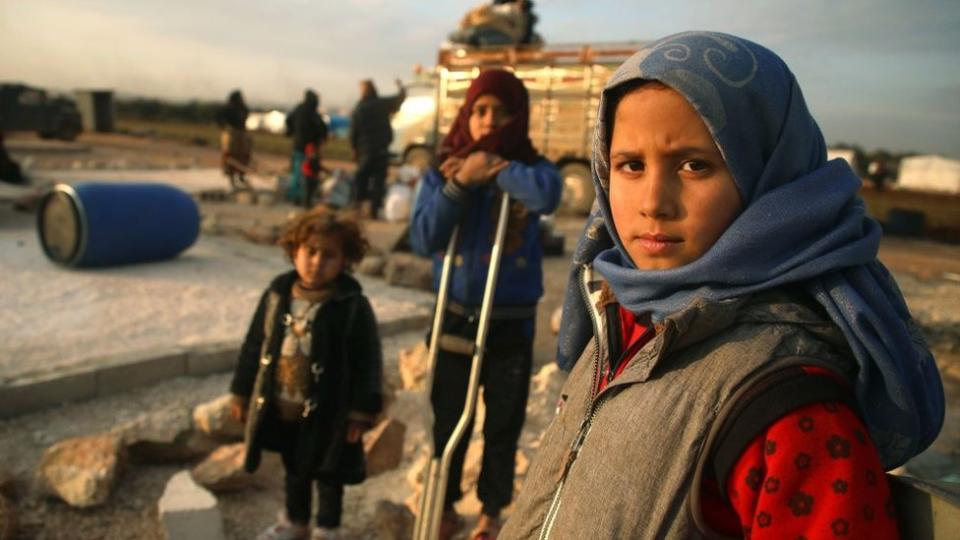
[23,390,410,539]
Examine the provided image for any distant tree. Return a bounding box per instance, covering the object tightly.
[116,97,220,123]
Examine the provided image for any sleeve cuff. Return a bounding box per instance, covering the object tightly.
[441,178,470,202]
[348,410,378,424]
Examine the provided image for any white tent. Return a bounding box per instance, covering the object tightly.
[827,148,859,172]
[897,154,960,194]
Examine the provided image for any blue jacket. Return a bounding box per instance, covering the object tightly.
[410,159,561,308]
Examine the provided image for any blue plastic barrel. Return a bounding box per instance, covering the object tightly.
[37,182,200,267]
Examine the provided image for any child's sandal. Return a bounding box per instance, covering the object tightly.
[469,514,501,540]
[256,512,310,540]
[438,509,466,540]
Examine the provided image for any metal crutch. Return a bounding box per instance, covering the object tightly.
[414,194,512,540]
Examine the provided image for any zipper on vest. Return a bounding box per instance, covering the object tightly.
[577,265,603,400]
[539,397,609,540]
[540,269,608,539]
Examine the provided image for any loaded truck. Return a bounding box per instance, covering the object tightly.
[0,83,83,141]
[390,42,643,215]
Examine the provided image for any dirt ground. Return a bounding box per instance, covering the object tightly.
[2,131,959,538]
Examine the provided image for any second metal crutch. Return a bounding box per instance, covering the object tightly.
[414,194,512,540]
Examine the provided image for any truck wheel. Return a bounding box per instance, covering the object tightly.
[56,121,81,141]
[404,146,433,174]
[559,161,594,215]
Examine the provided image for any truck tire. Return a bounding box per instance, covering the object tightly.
[404,146,434,174]
[559,161,594,215]
[56,120,82,141]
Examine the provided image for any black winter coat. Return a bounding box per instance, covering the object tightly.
[230,271,383,483]
[286,103,328,153]
[349,92,405,154]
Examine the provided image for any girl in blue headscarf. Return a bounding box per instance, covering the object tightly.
[501,32,943,539]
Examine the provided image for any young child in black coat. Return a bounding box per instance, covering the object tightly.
[230,208,383,540]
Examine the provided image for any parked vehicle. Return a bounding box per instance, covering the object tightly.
[0,83,83,141]
[390,42,644,214]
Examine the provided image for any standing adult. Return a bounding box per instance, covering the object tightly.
[350,79,406,219]
[215,90,252,190]
[286,89,329,207]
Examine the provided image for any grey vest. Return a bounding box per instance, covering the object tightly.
[502,266,854,539]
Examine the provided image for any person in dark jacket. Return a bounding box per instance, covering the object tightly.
[0,132,25,184]
[349,79,406,219]
[229,208,382,540]
[215,90,252,190]
[286,90,329,207]
[409,69,561,540]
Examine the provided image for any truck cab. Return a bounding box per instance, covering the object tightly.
[0,83,83,141]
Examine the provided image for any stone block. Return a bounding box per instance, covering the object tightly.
[95,349,187,398]
[364,418,407,477]
[186,343,239,376]
[357,255,387,277]
[0,371,97,419]
[384,253,433,291]
[158,471,225,540]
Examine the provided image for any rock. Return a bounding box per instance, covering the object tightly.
[358,255,387,277]
[514,449,530,477]
[384,254,433,291]
[0,471,16,499]
[461,437,484,490]
[364,419,407,477]
[406,452,430,492]
[200,215,222,235]
[399,342,429,391]
[192,395,244,441]
[531,362,562,395]
[233,190,256,205]
[242,225,280,245]
[157,470,225,540]
[114,406,218,464]
[255,191,277,206]
[12,191,44,213]
[35,434,122,508]
[372,499,414,540]
[550,306,563,335]
[0,493,15,540]
[190,443,256,493]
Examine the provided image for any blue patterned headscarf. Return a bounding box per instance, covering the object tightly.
[556,31,943,468]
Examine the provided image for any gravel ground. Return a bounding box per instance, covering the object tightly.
[3,134,959,537]
[0,331,426,540]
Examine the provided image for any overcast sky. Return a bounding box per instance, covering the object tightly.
[1,0,958,157]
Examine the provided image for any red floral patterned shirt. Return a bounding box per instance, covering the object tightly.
[609,306,900,539]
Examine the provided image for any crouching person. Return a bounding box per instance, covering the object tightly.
[229,208,383,540]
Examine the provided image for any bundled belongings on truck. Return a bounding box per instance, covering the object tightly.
[448,0,542,47]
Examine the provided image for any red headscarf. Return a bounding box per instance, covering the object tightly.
[438,69,540,165]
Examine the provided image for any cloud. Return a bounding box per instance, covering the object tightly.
[0,0,462,108]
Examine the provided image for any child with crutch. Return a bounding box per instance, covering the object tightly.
[410,69,562,539]
[502,31,944,539]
